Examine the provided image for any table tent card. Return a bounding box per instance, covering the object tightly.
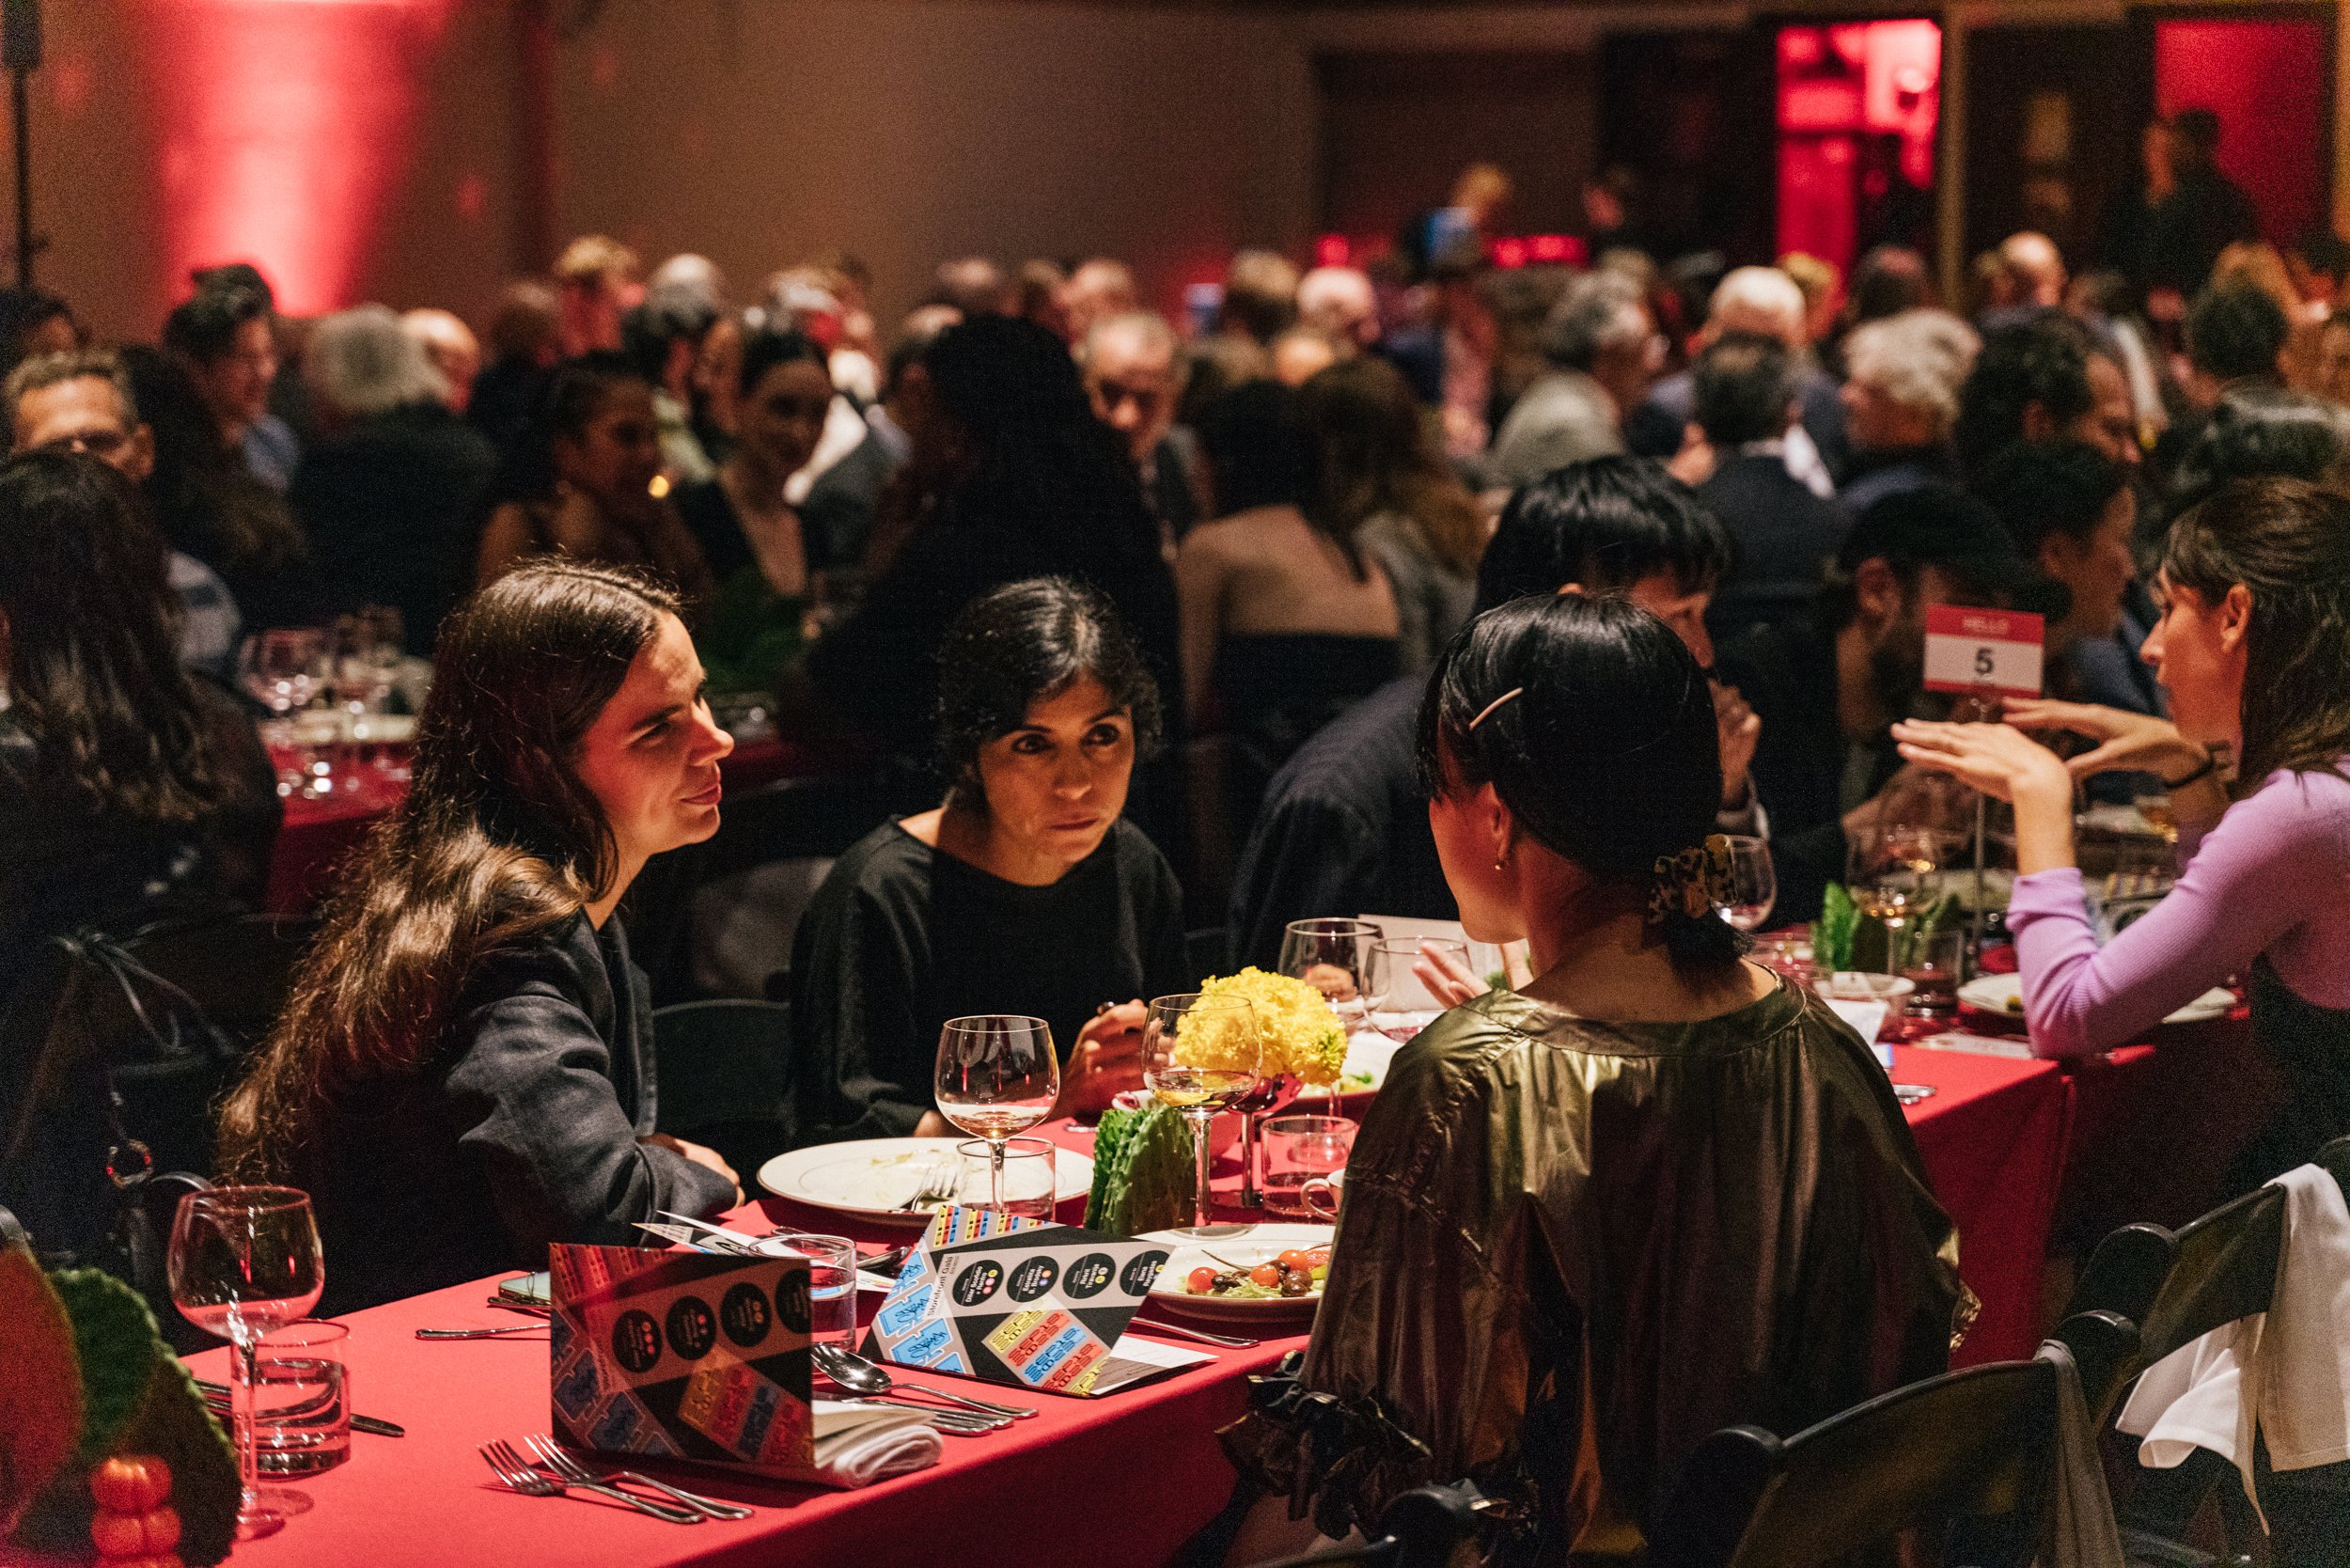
[863,1205,1182,1397]
[550,1243,916,1480]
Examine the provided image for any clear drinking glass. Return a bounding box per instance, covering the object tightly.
[770,1232,859,1349]
[1846,816,1951,952]
[1143,994,1261,1231]
[1261,1114,1355,1218]
[954,1137,1058,1220]
[1364,937,1466,1043]
[1898,926,1967,1023]
[1277,919,1378,1029]
[168,1186,325,1540]
[933,1015,1058,1215]
[1717,835,1778,932]
[253,1320,350,1477]
[239,629,326,795]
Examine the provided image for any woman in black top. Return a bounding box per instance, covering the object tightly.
[219,560,741,1313]
[0,453,280,996]
[791,578,1189,1144]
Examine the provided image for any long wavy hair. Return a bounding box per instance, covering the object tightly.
[1299,355,1487,575]
[2160,476,2350,788]
[219,559,678,1179]
[0,451,229,824]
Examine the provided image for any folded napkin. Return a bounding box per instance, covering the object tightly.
[2117,1161,2350,1521]
[808,1402,942,1488]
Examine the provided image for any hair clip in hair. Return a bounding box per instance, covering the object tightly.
[1467,686,1525,730]
[1648,834,1735,926]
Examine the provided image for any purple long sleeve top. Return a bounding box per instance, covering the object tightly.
[2006,765,2350,1058]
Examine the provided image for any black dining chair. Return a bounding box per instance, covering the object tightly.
[2064,1135,2350,1565]
[1254,1481,1494,1568]
[650,999,794,1184]
[1646,1330,2131,1568]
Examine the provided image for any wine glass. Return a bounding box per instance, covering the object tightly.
[1277,919,1378,1029]
[168,1186,325,1540]
[933,1016,1059,1214]
[1365,937,1468,1043]
[1717,836,1778,932]
[1847,815,1952,965]
[1142,994,1261,1231]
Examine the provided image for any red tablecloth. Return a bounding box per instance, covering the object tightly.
[264,737,844,915]
[186,1120,1305,1568]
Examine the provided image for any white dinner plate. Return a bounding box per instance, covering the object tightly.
[1957,972,2235,1027]
[1136,1221,1335,1321]
[757,1137,1093,1227]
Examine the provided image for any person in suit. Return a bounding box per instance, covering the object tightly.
[1692,332,1850,644]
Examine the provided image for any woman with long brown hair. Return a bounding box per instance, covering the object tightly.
[220,559,740,1312]
[1299,355,1487,671]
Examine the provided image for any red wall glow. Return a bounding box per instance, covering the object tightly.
[142,0,449,316]
[2155,19,2328,245]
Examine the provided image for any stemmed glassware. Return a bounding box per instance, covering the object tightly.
[932,1015,1059,1215]
[1717,835,1778,933]
[1847,815,1953,966]
[1243,917,1380,1205]
[1141,994,1261,1231]
[1362,937,1469,1043]
[168,1186,325,1541]
[239,629,327,796]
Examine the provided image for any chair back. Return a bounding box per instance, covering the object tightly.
[1651,1360,2061,1568]
[650,999,792,1181]
[1255,1482,1490,1568]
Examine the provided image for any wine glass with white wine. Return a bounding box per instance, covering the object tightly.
[933,1015,1059,1214]
[1142,994,1261,1231]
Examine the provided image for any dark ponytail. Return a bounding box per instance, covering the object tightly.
[1416,593,1744,967]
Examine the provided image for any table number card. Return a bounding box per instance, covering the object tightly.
[863,1205,1181,1397]
[1922,605,2044,699]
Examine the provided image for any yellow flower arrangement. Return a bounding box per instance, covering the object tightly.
[1177,967,1349,1087]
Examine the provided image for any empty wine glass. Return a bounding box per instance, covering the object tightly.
[1717,836,1778,932]
[1278,918,1377,1029]
[1364,937,1467,1043]
[168,1186,325,1540]
[933,1016,1058,1214]
[1142,993,1261,1231]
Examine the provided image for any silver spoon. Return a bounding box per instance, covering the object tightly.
[417,1324,549,1340]
[809,1342,1037,1419]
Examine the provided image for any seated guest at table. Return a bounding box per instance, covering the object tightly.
[1894,477,2350,1191]
[1226,456,1745,968]
[468,279,563,464]
[1079,310,1206,543]
[674,327,831,601]
[1299,356,1484,673]
[1835,307,1979,517]
[7,348,242,676]
[1954,314,2141,478]
[0,453,279,1003]
[1483,269,1648,489]
[290,306,498,655]
[790,578,1186,1144]
[801,316,1178,798]
[163,278,300,492]
[1626,265,1848,489]
[475,353,717,604]
[217,561,741,1313]
[1717,486,2066,925]
[1691,331,1850,643]
[2165,383,2350,510]
[1222,593,1962,1562]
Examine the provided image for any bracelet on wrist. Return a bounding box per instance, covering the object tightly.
[2161,753,2218,791]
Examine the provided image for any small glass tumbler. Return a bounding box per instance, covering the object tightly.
[253,1321,350,1477]
[957,1137,1058,1220]
[1897,927,1968,1024]
[1260,1115,1355,1219]
[770,1232,859,1349]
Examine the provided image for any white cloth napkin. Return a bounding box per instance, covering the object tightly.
[2117,1162,2350,1518]
[808,1403,943,1488]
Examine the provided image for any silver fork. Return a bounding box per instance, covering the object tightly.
[525,1435,753,1521]
[478,1439,703,1523]
[895,1155,959,1212]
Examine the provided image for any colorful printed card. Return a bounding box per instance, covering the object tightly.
[861,1205,1181,1397]
[549,1244,821,1478]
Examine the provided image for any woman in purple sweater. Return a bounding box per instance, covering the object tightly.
[1892,477,2350,1189]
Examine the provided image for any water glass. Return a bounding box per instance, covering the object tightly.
[956,1137,1058,1220]
[1897,927,1967,1022]
[1364,938,1465,1042]
[770,1232,858,1349]
[1261,1115,1355,1219]
[253,1320,350,1476]
[1717,835,1777,932]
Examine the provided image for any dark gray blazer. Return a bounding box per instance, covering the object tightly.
[306,911,737,1313]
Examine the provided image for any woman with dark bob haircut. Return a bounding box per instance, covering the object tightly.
[791,576,1187,1144]
[0,451,279,998]
[220,559,741,1313]
[1223,593,1961,1564]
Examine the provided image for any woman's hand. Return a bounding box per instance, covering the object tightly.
[1999,698,2203,782]
[1415,942,1490,1009]
[1056,1001,1147,1119]
[641,1132,744,1208]
[1891,719,2078,873]
[1713,679,1762,813]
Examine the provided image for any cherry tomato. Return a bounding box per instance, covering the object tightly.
[90,1455,171,1515]
[1249,1262,1282,1288]
[89,1504,180,1559]
[1277,1249,1313,1272]
[1187,1266,1216,1294]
